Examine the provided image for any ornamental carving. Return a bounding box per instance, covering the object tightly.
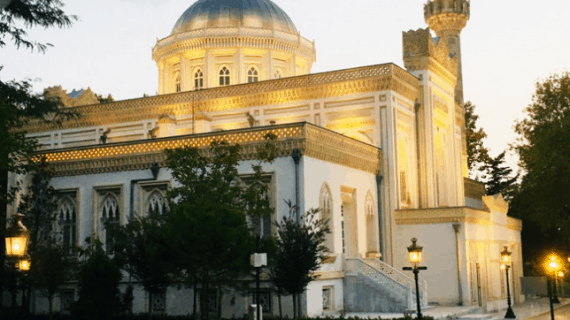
[37,123,382,177]
[23,64,419,134]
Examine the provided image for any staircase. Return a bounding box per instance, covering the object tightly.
[345,258,428,312]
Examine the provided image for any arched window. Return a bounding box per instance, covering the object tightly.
[146,191,168,215]
[319,183,334,252]
[365,191,378,254]
[219,66,230,86]
[101,194,120,252]
[194,69,204,90]
[58,196,76,256]
[247,67,259,83]
[174,71,181,92]
[274,69,282,79]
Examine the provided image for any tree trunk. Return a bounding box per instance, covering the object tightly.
[148,291,154,320]
[292,293,297,320]
[193,280,197,320]
[216,286,223,320]
[0,169,8,306]
[200,278,210,320]
[278,293,282,319]
[48,294,53,320]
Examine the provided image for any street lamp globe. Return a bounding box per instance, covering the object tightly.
[5,213,29,259]
[500,246,512,265]
[407,237,423,268]
[18,254,31,271]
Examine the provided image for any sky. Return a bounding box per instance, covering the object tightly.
[2,0,570,173]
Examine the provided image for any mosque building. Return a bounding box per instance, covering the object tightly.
[8,0,524,316]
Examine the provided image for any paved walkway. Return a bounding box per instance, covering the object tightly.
[342,297,570,320]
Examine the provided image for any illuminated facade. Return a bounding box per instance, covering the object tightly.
[7,0,524,316]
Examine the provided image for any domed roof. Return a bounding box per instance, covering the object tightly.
[171,0,298,35]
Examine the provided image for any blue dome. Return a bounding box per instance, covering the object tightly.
[171,0,298,35]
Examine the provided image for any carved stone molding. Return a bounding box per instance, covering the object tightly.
[23,64,419,134]
[37,123,382,177]
[395,206,522,230]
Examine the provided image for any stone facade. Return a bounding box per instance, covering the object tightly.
[6,0,524,316]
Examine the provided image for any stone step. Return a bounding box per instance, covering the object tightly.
[457,314,493,320]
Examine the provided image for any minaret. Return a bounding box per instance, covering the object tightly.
[424,0,470,105]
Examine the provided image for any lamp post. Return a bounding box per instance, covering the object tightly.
[500,246,516,319]
[250,236,266,320]
[545,254,563,320]
[558,271,565,296]
[402,238,427,320]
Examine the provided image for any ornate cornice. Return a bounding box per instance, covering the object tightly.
[395,206,522,231]
[152,27,316,62]
[23,64,419,134]
[37,123,382,177]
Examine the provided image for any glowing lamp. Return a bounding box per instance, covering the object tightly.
[500,246,512,266]
[5,213,29,259]
[18,255,31,271]
[407,238,423,267]
[558,271,564,278]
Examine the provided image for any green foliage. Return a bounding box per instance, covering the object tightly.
[108,209,173,318]
[163,136,276,320]
[511,71,570,235]
[0,0,77,53]
[74,238,123,320]
[270,201,330,319]
[482,151,518,201]
[465,101,491,178]
[15,159,76,318]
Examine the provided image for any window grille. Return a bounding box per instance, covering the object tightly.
[219,67,230,86]
[175,72,181,92]
[194,69,204,89]
[322,287,333,310]
[58,197,76,256]
[60,291,74,313]
[247,67,259,83]
[146,192,168,215]
[252,290,272,313]
[101,195,120,252]
[152,291,166,313]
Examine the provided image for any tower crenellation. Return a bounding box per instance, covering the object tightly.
[424,0,469,105]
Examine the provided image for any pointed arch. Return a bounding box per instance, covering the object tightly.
[100,193,120,252]
[146,190,168,215]
[194,68,204,90]
[57,195,77,255]
[319,182,334,253]
[174,71,181,92]
[364,190,379,254]
[218,66,231,86]
[247,66,259,83]
[274,68,282,79]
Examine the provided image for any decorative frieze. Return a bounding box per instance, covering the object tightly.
[23,64,419,134]
[37,123,382,177]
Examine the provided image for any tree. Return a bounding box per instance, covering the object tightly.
[270,202,330,319]
[465,101,491,178]
[482,151,518,201]
[0,0,77,53]
[33,243,75,320]
[74,238,123,320]
[108,209,172,320]
[163,137,276,320]
[0,0,77,303]
[511,71,570,236]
